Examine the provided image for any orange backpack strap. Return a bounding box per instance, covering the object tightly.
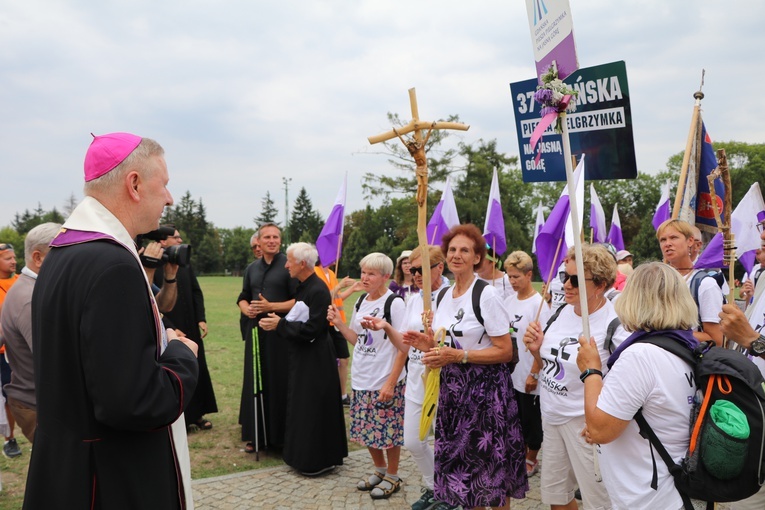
[689,375,716,454]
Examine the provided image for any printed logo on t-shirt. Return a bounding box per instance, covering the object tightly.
[445,308,466,349]
[509,314,523,342]
[355,307,380,356]
[540,337,578,395]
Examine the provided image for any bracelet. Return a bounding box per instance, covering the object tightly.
[461,350,469,364]
[579,368,603,383]
[164,277,177,283]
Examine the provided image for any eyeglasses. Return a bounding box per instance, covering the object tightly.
[560,272,594,288]
[0,243,12,251]
[409,263,440,276]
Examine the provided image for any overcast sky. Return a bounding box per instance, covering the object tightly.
[1,1,761,232]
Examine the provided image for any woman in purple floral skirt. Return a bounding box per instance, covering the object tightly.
[405,224,528,509]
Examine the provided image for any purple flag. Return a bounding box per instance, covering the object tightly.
[652,179,672,231]
[731,183,765,274]
[315,175,346,267]
[589,184,606,243]
[536,196,569,284]
[536,156,584,282]
[483,168,507,255]
[427,177,460,246]
[531,202,545,254]
[695,232,725,269]
[607,204,625,251]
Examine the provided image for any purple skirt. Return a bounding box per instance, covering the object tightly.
[434,362,528,508]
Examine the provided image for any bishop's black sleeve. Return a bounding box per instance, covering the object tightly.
[81,261,199,431]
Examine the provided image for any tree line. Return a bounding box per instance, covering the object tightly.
[2,116,764,279]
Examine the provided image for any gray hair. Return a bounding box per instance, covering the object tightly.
[286,242,318,267]
[359,252,393,277]
[84,137,164,197]
[615,262,698,332]
[250,232,259,245]
[25,222,62,260]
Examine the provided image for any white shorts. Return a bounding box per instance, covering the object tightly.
[540,414,611,510]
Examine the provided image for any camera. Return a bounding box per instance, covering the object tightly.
[137,227,192,268]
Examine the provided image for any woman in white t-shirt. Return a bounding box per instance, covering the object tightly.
[523,244,618,510]
[403,224,528,510]
[656,219,723,345]
[364,245,451,510]
[327,253,407,500]
[576,262,700,510]
[504,251,545,478]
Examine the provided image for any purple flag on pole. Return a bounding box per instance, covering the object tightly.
[483,168,507,255]
[731,183,765,274]
[607,204,625,251]
[695,232,725,269]
[427,177,460,246]
[532,202,545,254]
[315,175,346,267]
[652,179,672,231]
[536,156,584,282]
[589,184,606,243]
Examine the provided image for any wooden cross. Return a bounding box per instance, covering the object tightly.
[367,88,469,317]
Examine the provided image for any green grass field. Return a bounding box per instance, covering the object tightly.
[0,276,363,509]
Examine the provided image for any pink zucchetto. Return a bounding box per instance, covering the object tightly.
[84,132,142,182]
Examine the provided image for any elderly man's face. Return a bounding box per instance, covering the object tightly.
[139,155,173,233]
[0,248,16,278]
[251,238,262,259]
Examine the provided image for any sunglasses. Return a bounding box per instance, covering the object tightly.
[560,272,594,288]
[409,263,440,276]
[0,243,12,251]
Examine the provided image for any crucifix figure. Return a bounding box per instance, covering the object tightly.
[367,88,469,317]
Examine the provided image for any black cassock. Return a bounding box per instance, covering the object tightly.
[155,264,218,425]
[27,240,198,510]
[276,273,347,473]
[238,252,298,449]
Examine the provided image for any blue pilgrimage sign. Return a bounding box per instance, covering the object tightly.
[510,60,637,182]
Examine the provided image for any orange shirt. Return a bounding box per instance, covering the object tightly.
[314,266,346,324]
[0,273,20,354]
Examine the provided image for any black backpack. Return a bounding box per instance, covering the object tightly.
[354,292,403,339]
[625,337,765,510]
[688,270,727,330]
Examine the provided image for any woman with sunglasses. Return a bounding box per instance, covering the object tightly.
[523,243,621,510]
[403,224,528,510]
[363,245,454,510]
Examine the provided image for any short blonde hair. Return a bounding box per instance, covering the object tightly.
[359,252,393,276]
[656,219,694,241]
[504,251,533,274]
[615,262,699,332]
[567,244,616,289]
[409,245,445,265]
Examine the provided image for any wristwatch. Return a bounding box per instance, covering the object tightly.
[529,372,539,380]
[750,334,765,357]
[579,368,603,383]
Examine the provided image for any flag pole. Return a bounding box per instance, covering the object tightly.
[673,75,705,219]
[560,119,590,340]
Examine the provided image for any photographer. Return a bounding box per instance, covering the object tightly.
[153,226,218,432]
[140,240,178,313]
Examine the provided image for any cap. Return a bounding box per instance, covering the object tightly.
[396,250,412,266]
[84,132,142,182]
[757,210,765,224]
[616,249,633,262]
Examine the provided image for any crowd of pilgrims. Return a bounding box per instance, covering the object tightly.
[239,218,765,510]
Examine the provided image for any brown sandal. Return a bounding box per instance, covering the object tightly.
[369,476,402,499]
